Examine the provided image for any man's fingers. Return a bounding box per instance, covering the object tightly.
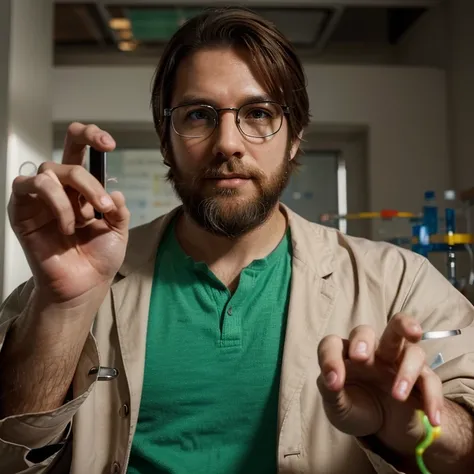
[417,365,443,427]
[68,191,95,228]
[376,313,423,363]
[11,165,119,234]
[12,174,76,235]
[42,168,62,186]
[62,122,116,166]
[316,336,360,428]
[38,162,115,216]
[392,343,426,402]
[104,191,130,232]
[348,325,377,363]
[317,335,348,392]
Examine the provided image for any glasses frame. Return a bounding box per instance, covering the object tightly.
[163,101,291,140]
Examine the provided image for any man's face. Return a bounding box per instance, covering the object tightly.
[167,47,299,238]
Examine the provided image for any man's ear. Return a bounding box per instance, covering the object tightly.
[289,131,304,161]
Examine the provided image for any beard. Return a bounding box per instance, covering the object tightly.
[167,153,291,238]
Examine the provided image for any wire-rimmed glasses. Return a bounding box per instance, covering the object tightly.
[164,101,290,140]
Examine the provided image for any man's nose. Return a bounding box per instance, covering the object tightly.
[211,111,245,160]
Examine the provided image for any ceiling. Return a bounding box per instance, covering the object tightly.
[53,1,440,65]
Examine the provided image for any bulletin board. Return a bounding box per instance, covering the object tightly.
[104,149,181,228]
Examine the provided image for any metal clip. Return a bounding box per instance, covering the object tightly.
[88,366,119,381]
[422,329,461,340]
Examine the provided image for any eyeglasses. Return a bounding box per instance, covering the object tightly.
[164,101,290,140]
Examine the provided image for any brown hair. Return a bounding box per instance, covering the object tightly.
[151,6,310,167]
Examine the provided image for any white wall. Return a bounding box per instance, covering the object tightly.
[53,67,154,123]
[447,0,474,192]
[53,64,450,236]
[2,0,53,299]
[0,0,12,303]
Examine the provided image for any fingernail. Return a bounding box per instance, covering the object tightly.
[100,195,113,208]
[435,410,441,426]
[101,134,114,146]
[355,341,368,355]
[325,371,337,387]
[397,380,408,397]
[411,323,422,333]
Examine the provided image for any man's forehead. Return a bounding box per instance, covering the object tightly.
[181,46,253,71]
[172,47,273,106]
[173,93,275,109]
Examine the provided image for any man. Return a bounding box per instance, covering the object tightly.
[0,6,474,474]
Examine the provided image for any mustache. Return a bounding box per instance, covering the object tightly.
[198,158,264,181]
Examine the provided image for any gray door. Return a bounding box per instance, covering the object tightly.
[281,152,340,227]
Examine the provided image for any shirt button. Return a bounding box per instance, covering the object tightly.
[227,306,233,315]
[119,403,130,418]
[111,462,121,473]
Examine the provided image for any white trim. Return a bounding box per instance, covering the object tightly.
[337,157,347,234]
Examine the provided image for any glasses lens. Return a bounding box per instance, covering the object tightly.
[238,102,283,138]
[172,105,217,138]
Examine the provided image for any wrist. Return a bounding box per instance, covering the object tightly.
[33,276,113,308]
[423,399,474,471]
[32,280,110,318]
[372,400,425,458]
[10,284,110,352]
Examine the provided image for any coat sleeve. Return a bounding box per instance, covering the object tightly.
[0,279,100,473]
[362,256,474,473]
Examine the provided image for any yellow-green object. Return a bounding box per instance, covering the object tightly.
[412,233,474,245]
[415,410,442,474]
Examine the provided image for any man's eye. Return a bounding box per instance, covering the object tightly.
[245,109,272,120]
[187,109,212,121]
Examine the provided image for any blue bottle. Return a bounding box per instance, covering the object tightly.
[412,221,429,257]
[422,190,438,235]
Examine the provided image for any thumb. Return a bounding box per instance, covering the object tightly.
[317,375,383,437]
[317,374,352,414]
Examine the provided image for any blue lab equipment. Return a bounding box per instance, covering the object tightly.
[423,190,438,235]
